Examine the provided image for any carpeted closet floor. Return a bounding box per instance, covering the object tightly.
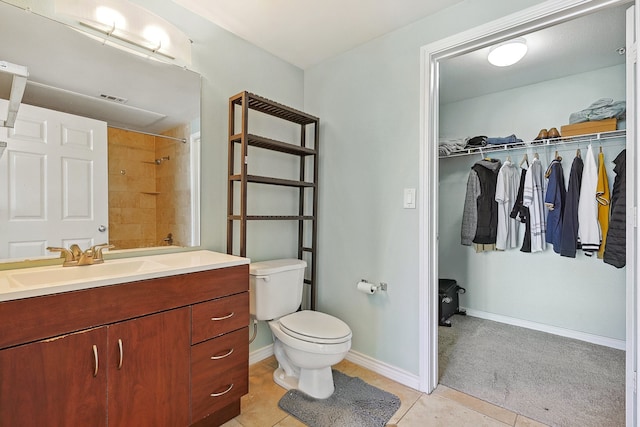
[438,315,625,427]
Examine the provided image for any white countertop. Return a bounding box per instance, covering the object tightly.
[0,250,249,302]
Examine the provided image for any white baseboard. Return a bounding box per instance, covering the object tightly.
[463,308,626,351]
[248,344,421,391]
[249,344,274,365]
[345,350,421,390]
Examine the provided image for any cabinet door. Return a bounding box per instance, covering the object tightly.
[107,308,190,427]
[0,327,108,427]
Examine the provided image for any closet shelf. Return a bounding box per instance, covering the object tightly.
[439,129,626,159]
[230,133,316,156]
[229,174,315,188]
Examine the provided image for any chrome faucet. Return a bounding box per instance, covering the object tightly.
[47,243,115,267]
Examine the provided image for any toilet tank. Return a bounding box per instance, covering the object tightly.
[249,259,307,321]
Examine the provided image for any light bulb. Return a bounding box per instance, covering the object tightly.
[95,6,125,32]
[488,38,528,67]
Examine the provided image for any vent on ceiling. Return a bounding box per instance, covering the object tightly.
[99,93,128,104]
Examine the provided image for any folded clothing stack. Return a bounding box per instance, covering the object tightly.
[464,134,523,148]
[438,137,467,156]
[569,98,626,124]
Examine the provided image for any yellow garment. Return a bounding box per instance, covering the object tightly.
[596,151,610,259]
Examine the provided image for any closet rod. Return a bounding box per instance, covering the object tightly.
[439,129,626,159]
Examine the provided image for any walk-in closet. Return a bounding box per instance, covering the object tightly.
[435,4,629,426]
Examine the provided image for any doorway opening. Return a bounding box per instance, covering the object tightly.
[419,0,637,425]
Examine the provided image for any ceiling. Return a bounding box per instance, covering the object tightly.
[0,1,629,133]
[439,3,627,104]
[172,0,467,69]
[173,0,627,103]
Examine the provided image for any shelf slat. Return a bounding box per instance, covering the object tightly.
[230,91,318,125]
[228,215,315,221]
[230,133,316,156]
[229,174,315,188]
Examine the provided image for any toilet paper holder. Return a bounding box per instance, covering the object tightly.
[360,279,388,292]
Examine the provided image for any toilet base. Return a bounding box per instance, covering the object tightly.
[273,366,299,391]
[272,366,335,399]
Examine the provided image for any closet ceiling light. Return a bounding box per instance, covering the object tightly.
[53,0,191,66]
[487,38,528,67]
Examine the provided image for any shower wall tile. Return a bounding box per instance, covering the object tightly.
[108,128,157,249]
[107,125,193,250]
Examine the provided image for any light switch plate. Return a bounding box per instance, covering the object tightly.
[404,188,416,209]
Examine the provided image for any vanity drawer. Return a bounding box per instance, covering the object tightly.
[191,292,249,344]
[191,328,249,421]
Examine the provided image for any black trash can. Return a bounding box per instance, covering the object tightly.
[438,279,466,327]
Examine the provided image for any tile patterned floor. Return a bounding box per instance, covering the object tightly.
[222,357,550,427]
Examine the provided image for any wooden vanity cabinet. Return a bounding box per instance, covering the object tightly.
[0,327,108,427]
[107,308,190,426]
[0,264,249,427]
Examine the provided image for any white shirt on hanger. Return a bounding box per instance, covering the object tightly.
[495,159,520,250]
[523,157,547,253]
[578,144,602,256]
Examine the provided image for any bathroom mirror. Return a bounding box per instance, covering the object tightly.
[0,1,202,262]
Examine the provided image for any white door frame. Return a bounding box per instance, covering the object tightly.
[418,0,637,424]
[626,4,639,427]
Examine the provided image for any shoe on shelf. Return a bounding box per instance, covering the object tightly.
[548,127,561,138]
[534,129,548,140]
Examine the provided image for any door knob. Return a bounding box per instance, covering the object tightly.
[98,225,106,232]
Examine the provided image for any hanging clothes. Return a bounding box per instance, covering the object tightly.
[495,159,520,250]
[461,158,502,249]
[577,144,601,256]
[544,157,566,253]
[510,166,531,253]
[523,157,546,253]
[560,154,584,258]
[604,149,626,268]
[596,149,610,259]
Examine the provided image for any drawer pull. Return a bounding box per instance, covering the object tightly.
[92,345,99,377]
[211,348,234,360]
[210,383,234,397]
[211,312,235,321]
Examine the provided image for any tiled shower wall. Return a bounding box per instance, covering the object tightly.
[107,127,191,250]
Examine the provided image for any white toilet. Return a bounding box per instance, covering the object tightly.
[249,259,352,399]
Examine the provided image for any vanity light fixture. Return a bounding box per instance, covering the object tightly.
[487,38,528,67]
[54,0,191,66]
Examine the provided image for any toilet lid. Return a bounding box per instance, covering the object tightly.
[279,310,352,344]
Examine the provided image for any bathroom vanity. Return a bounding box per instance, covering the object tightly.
[0,250,249,427]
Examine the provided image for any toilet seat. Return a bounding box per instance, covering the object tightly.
[279,310,352,344]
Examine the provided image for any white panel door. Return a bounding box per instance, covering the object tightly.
[0,101,108,259]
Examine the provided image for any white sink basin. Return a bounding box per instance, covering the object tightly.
[8,259,167,287]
